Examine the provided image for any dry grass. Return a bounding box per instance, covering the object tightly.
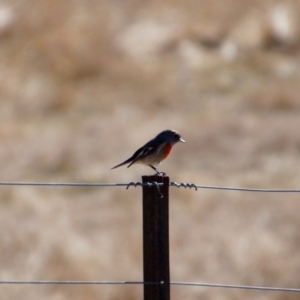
[1,0,300,299]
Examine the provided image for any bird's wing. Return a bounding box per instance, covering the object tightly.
[127,145,155,167]
[111,138,159,169]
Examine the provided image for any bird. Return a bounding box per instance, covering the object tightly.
[111,129,185,174]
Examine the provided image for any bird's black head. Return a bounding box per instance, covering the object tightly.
[159,130,185,144]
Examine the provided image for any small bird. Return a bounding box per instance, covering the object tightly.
[111,129,185,174]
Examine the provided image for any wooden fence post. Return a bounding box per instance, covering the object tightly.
[142,175,170,300]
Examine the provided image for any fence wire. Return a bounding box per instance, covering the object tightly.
[0,280,299,292]
[0,181,299,193]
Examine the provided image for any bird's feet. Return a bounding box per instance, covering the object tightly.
[156,171,167,176]
[149,165,167,176]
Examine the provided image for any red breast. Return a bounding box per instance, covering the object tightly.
[161,143,173,159]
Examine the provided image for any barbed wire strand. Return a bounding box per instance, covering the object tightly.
[171,282,300,292]
[0,280,154,285]
[0,182,136,187]
[170,182,300,192]
[0,280,299,292]
[0,181,299,193]
[0,182,163,188]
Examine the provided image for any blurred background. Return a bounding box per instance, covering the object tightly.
[1,0,300,299]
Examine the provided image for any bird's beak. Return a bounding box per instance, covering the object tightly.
[180,138,185,143]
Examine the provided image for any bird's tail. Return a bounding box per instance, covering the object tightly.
[111,157,134,170]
